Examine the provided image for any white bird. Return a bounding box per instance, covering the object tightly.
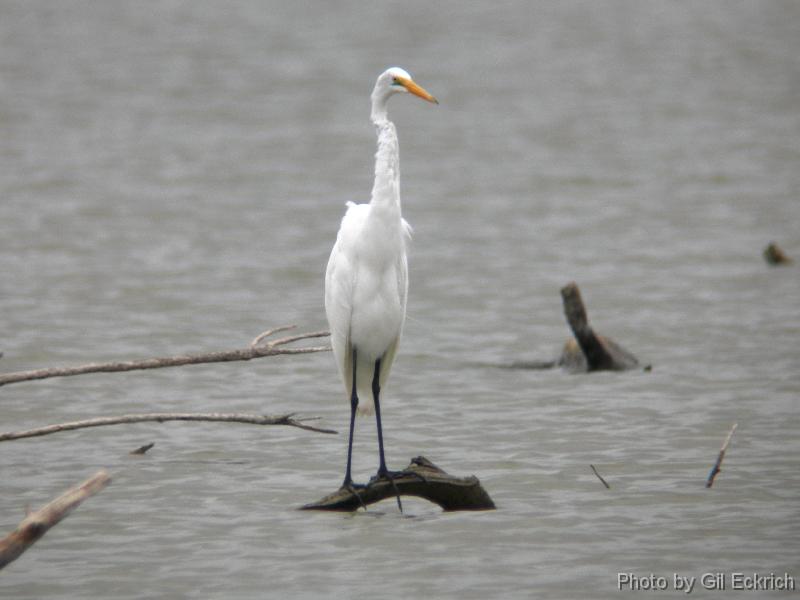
[324,67,438,488]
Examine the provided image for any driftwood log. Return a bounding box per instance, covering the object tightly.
[0,326,329,388]
[301,456,495,512]
[558,282,641,372]
[0,412,337,442]
[0,470,111,570]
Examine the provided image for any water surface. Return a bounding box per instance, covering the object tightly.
[1,2,798,598]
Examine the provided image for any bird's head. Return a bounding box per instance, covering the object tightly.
[371,67,438,113]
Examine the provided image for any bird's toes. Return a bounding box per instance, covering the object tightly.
[341,480,368,491]
[369,468,409,484]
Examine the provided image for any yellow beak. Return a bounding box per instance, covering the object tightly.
[396,76,439,104]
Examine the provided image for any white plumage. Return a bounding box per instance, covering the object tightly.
[325,201,412,414]
[324,67,437,485]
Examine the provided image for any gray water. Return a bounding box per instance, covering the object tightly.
[1,1,799,598]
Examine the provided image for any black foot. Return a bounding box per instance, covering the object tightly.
[362,468,403,513]
[341,480,368,511]
[368,468,428,485]
[341,479,368,490]
[368,469,408,485]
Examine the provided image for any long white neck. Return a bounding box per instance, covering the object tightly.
[369,94,401,214]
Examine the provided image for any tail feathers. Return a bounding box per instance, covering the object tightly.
[347,353,379,416]
[341,382,375,416]
[357,404,375,416]
[354,378,376,415]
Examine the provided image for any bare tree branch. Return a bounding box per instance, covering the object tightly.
[0,413,337,442]
[0,470,111,570]
[0,326,330,388]
[250,325,298,348]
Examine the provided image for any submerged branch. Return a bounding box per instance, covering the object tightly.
[763,242,792,266]
[590,464,611,489]
[0,326,330,388]
[0,470,111,570]
[705,423,738,488]
[0,412,337,442]
[129,443,155,455]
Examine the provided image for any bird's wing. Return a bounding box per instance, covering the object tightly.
[380,221,410,392]
[397,220,410,314]
[378,334,401,395]
[324,202,370,394]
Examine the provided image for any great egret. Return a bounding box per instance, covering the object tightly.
[324,67,438,488]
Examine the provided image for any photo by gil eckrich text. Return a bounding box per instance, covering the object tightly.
[617,572,796,593]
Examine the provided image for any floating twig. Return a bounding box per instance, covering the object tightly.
[590,464,611,489]
[705,423,737,488]
[0,326,330,388]
[0,412,337,442]
[0,470,111,570]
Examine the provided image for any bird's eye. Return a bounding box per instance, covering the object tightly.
[391,77,401,86]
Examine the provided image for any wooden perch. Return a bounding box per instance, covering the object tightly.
[0,470,111,570]
[0,325,330,388]
[558,282,642,372]
[706,423,737,488]
[301,456,495,512]
[0,412,337,442]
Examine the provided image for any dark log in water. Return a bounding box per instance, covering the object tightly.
[301,456,495,512]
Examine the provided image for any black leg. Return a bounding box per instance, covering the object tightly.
[372,358,389,476]
[371,357,405,513]
[343,348,358,487]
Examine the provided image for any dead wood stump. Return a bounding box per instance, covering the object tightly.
[558,282,642,372]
